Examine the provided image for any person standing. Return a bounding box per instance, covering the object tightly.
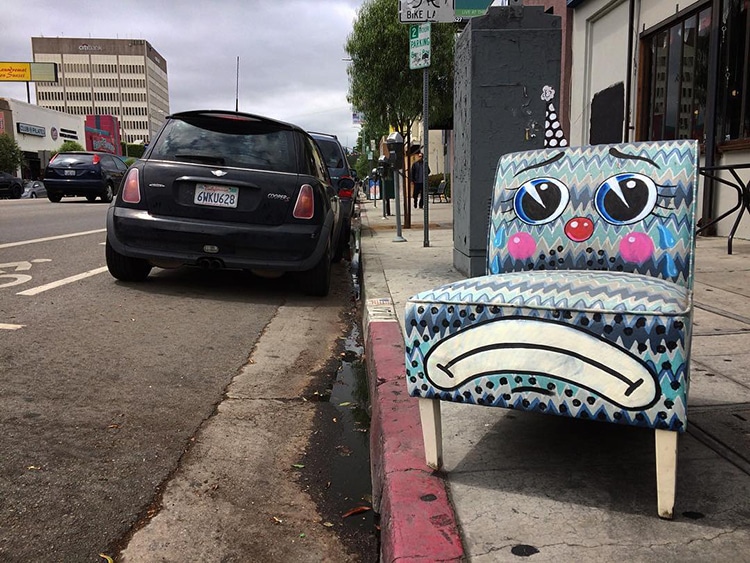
[410,150,429,209]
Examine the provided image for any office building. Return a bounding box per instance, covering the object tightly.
[31,37,169,145]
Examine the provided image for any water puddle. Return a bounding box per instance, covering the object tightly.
[327,322,375,533]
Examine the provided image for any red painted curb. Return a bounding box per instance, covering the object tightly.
[366,321,464,562]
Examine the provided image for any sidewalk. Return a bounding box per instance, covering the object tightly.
[359,197,750,562]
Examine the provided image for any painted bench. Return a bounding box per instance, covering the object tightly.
[404,140,698,518]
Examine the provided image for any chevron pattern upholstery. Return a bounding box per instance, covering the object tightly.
[404,141,698,516]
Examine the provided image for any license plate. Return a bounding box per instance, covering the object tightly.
[64,170,76,176]
[194,184,239,208]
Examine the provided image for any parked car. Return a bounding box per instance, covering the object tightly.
[309,132,355,261]
[0,171,24,199]
[106,110,343,297]
[44,151,128,203]
[21,180,47,199]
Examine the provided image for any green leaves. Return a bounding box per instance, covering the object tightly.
[0,133,23,174]
[345,0,455,137]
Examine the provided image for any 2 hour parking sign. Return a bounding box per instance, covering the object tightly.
[409,23,431,70]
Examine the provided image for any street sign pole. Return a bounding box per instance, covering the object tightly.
[409,23,432,247]
[422,67,430,248]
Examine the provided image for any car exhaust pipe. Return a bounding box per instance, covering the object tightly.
[198,257,212,270]
[210,258,223,270]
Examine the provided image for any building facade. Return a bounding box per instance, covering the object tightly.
[31,37,169,145]
[0,97,85,179]
[567,0,750,240]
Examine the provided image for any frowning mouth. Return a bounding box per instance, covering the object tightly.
[423,317,660,411]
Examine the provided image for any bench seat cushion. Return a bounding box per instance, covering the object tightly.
[404,272,691,432]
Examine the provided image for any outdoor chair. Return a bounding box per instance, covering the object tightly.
[429,180,449,203]
[404,140,698,518]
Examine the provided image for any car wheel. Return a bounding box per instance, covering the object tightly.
[106,239,152,281]
[303,243,331,297]
[86,195,97,202]
[47,193,63,203]
[11,184,23,199]
[332,222,351,263]
[101,184,114,203]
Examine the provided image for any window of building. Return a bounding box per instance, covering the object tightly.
[642,5,711,141]
[642,1,750,144]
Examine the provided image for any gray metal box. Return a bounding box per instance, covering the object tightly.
[453,5,562,276]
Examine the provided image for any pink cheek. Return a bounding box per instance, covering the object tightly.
[507,232,536,260]
[619,232,654,263]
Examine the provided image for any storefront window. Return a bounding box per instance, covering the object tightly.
[719,0,750,140]
[644,6,712,142]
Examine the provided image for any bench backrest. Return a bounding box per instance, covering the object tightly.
[486,140,698,287]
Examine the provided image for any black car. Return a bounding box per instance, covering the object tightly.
[44,151,128,203]
[310,132,355,260]
[106,110,344,296]
[0,171,24,199]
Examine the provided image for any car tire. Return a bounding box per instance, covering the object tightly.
[106,239,152,281]
[101,183,114,203]
[11,184,23,199]
[86,195,97,202]
[332,222,350,263]
[47,193,62,203]
[303,243,331,297]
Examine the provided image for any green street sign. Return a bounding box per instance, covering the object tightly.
[454,0,493,17]
[409,23,431,70]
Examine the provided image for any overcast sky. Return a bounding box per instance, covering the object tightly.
[0,0,365,149]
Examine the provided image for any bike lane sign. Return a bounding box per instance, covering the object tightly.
[409,23,431,70]
[400,0,455,23]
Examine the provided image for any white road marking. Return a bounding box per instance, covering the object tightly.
[17,266,109,296]
[0,229,106,250]
[0,323,24,330]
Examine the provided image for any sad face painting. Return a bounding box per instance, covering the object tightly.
[404,141,698,431]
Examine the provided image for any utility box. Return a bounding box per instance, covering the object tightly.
[453,5,562,276]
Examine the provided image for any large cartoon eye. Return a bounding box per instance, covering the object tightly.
[595,173,657,225]
[513,177,570,225]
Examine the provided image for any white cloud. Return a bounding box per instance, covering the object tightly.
[0,0,364,148]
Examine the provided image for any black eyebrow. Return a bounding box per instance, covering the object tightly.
[608,147,660,169]
[513,152,565,177]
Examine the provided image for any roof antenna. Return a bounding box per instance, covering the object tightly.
[235,56,240,112]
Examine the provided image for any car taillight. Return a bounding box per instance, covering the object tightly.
[293,184,315,219]
[92,154,100,165]
[122,168,141,203]
[337,175,355,199]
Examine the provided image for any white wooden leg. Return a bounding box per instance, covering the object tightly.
[655,429,678,519]
[419,398,443,470]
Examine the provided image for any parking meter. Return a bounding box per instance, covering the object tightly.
[386,132,404,170]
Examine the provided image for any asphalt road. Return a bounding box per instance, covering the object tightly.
[0,198,374,561]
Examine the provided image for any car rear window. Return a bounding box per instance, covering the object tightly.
[149,115,298,173]
[51,154,96,166]
[315,138,345,169]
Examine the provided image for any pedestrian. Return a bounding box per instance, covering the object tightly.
[410,150,429,209]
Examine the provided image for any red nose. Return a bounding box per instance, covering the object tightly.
[564,217,594,242]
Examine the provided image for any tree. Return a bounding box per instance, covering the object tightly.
[0,133,23,174]
[345,0,455,142]
[57,140,85,153]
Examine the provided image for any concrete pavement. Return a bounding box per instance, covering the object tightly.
[360,196,750,562]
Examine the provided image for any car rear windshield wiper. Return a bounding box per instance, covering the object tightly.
[174,154,226,165]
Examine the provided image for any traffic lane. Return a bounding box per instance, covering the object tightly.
[0,197,108,244]
[0,231,113,316]
[0,264,293,561]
